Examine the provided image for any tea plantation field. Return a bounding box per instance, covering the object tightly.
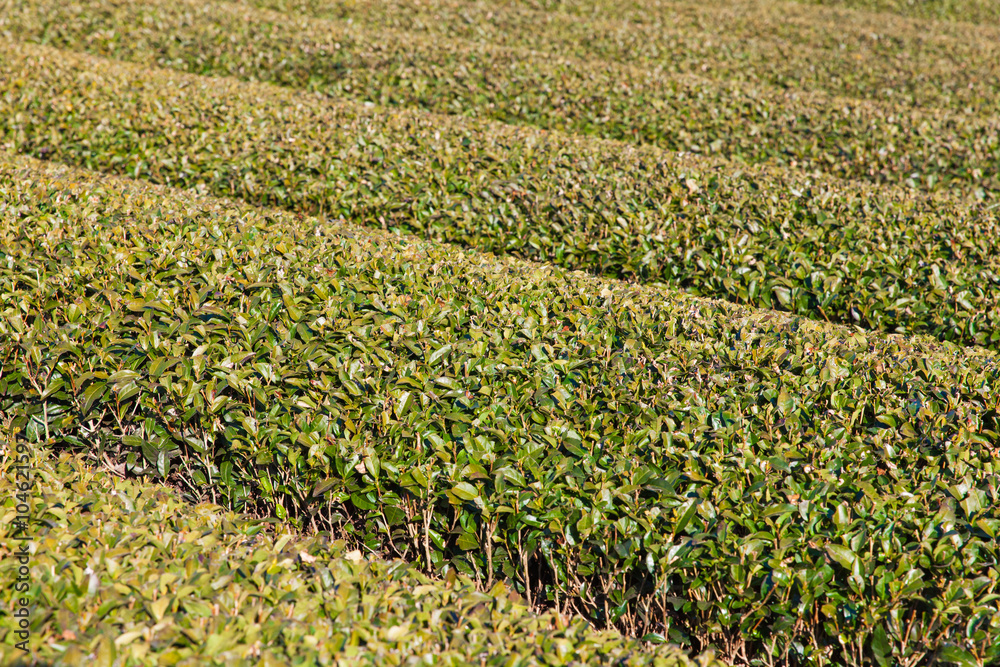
[1,0,999,665]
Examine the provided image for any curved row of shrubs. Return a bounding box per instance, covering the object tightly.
[5,0,1000,195]
[2,153,998,663]
[2,41,999,351]
[233,0,1000,113]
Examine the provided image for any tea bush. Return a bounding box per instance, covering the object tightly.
[2,42,999,351]
[229,0,1000,113]
[2,154,998,663]
[0,450,716,666]
[4,0,1000,194]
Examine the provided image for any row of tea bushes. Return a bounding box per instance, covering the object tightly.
[234,0,1000,113]
[5,0,1000,195]
[2,42,999,350]
[2,153,998,663]
[0,451,712,666]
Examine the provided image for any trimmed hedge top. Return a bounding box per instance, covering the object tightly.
[2,153,998,662]
[1,41,999,350]
[230,0,1000,113]
[4,0,1000,195]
